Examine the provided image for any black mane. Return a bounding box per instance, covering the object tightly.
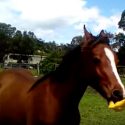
[53,45,81,82]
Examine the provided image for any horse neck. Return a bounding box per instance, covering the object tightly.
[51,48,88,105]
[51,66,87,107]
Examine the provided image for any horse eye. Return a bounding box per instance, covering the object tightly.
[93,57,100,65]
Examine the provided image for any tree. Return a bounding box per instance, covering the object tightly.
[40,51,62,74]
[5,29,38,63]
[8,30,37,55]
[114,33,125,46]
[0,23,16,62]
[0,23,16,39]
[8,30,22,53]
[71,36,83,46]
[118,10,125,30]
[18,31,36,55]
[113,33,125,65]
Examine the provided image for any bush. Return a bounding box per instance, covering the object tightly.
[40,51,62,75]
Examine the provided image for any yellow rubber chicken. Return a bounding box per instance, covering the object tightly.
[108,99,125,111]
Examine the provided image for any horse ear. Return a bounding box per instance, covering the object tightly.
[99,30,106,37]
[81,25,94,47]
[83,25,93,41]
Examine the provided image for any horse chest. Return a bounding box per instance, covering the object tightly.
[28,99,80,125]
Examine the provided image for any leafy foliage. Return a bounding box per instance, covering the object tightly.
[0,23,16,61]
[71,35,83,46]
[1,17,125,74]
[113,33,125,65]
[118,10,125,30]
[40,47,64,74]
[114,33,125,45]
[0,23,38,61]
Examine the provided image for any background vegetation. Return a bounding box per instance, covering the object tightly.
[0,10,125,75]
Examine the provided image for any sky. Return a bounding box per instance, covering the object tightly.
[0,0,125,44]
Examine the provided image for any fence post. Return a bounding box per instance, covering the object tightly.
[37,63,40,76]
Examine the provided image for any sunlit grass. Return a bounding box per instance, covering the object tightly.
[79,78,125,125]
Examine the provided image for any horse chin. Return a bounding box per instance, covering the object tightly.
[107,96,124,104]
[98,88,123,104]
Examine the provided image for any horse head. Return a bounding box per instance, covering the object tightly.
[80,26,125,103]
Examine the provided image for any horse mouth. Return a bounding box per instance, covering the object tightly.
[108,97,123,104]
[108,90,124,103]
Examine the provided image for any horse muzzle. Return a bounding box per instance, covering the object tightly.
[111,89,124,103]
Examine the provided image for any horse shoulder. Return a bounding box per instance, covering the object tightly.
[26,79,62,124]
[26,78,80,125]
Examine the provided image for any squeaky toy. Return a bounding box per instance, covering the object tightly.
[108,99,125,111]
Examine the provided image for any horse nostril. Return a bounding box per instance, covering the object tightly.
[112,90,123,99]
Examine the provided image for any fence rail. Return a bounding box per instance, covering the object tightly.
[0,63,125,77]
[0,63,40,76]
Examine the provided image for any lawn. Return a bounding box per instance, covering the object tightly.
[79,78,125,125]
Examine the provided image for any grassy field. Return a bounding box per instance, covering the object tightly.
[79,78,125,125]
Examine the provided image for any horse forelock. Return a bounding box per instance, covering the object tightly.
[81,35,110,53]
[90,35,110,47]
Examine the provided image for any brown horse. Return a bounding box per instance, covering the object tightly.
[0,26,125,125]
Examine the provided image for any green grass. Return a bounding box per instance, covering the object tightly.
[79,78,125,125]
[30,69,39,76]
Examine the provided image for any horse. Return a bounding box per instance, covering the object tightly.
[0,26,125,125]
